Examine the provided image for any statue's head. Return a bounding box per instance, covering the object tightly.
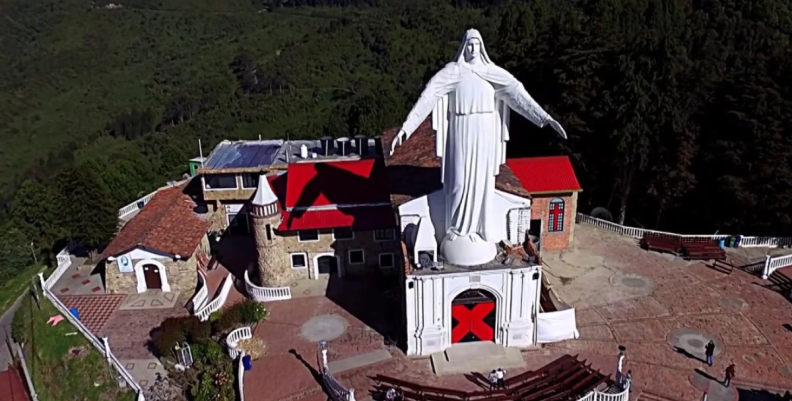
[455,29,490,66]
[465,38,482,63]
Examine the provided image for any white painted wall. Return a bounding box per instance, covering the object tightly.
[404,265,542,356]
[398,189,531,248]
[120,248,172,260]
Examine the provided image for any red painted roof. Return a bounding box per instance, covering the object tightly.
[285,159,390,208]
[279,206,395,231]
[505,156,582,194]
[100,183,212,260]
[0,369,28,401]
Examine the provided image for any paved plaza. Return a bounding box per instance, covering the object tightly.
[243,224,792,401]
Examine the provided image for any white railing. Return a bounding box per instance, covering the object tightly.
[243,271,292,302]
[186,270,209,313]
[578,384,630,401]
[577,213,792,247]
[45,247,72,289]
[196,272,234,321]
[762,254,792,279]
[237,350,246,401]
[37,273,145,401]
[739,236,792,248]
[15,344,39,401]
[317,341,356,401]
[226,326,253,360]
[118,191,157,218]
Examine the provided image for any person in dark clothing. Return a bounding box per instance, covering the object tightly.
[724,364,736,387]
[705,340,716,366]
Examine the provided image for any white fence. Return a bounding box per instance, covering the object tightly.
[37,273,145,401]
[45,247,73,289]
[186,270,209,313]
[762,254,792,280]
[243,271,292,302]
[226,326,253,360]
[118,192,157,219]
[317,341,356,401]
[578,384,630,401]
[576,213,792,247]
[196,272,234,321]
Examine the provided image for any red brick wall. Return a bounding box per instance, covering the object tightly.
[529,192,579,251]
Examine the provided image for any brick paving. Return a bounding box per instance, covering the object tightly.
[59,295,124,332]
[98,299,190,359]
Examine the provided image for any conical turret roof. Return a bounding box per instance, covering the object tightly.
[251,174,278,206]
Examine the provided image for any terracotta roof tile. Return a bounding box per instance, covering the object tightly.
[382,119,530,206]
[506,156,582,193]
[100,183,211,260]
[0,369,28,401]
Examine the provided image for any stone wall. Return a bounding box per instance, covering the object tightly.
[208,202,229,232]
[251,214,299,287]
[203,188,256,202]
[278,228,401,277]
[104,253,199,295]
[529,192,579,251]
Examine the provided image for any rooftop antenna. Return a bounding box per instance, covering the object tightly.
[285,131,291,164]
[198,139,204,168]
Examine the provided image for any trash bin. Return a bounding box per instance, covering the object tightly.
[735,235,742,247]
[718,239,725,249]
[137,200,146,209]
[242,355,252,371]
[729,236,736,248]
[69,307,80,321]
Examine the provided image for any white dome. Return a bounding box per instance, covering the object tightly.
[251,175,278,206]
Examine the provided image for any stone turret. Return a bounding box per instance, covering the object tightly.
[249,174,290,287]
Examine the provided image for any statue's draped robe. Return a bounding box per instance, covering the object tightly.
[399,31,554,242]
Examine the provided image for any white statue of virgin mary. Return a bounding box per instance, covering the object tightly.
[391,29,567,266]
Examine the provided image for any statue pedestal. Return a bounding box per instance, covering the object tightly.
[440,232,497,266]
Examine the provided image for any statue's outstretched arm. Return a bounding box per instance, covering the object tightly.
[392,65,460,155]
[491,67,567,139]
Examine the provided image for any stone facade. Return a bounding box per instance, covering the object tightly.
[251,213,295,287]
[278,228,401,278]
[105,248,202,295]
[208,202,229,232]
[529,192,578,251]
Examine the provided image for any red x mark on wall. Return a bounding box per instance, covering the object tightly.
[451,301,495,343]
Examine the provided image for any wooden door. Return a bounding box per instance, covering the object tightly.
[143,264,162,290]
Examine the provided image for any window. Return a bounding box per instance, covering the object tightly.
[333,228,354,240]
[298,230,319,242]
[290,253,307,269]
[242,174,259,189]
[205,174,238,190]
[374,228,395,241]
[265,224,272,241]
[379,253,395,268]
[548,198,565,232]
[348,249,365,265]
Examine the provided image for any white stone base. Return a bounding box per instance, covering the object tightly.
[440,232,497,266]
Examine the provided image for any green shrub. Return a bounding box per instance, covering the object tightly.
[236,299,267,325]
[151,316,211,357]
[10,296,29,344]
[211,306,242,335]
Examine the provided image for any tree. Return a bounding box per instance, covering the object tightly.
[55,165,118,259]
[0,223,33,282]
[10,179,62,254]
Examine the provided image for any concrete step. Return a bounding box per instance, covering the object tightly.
[431,342,525,375]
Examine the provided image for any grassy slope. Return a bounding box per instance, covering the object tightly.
[15,291,134,401]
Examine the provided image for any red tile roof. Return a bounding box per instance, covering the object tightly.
[279,206,396,231]
[285,159,390,209]
[506,156,582,194]
[0,369,28,401]
[100,184,211,260]
[382,120,531,206]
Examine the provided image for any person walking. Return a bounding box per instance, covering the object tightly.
[724,364,735,387]
[495,368,507,389]
[624,370,633,392]
[705,340,716,366]
[488,370,498,390]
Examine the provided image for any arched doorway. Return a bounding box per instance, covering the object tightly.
[316,255,338,275]
[451,289,496,343]
[142,264,162,289]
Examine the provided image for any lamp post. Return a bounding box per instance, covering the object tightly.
[319,340,328,371]
[616,345,626,386]
[30,242,38,264]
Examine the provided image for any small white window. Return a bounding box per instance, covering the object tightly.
[333,228,354,240]
[348,249,365,265]
[290,253,307,269]
[374,228,395,241]
[298,230,319,242]
[379,253,395,268]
